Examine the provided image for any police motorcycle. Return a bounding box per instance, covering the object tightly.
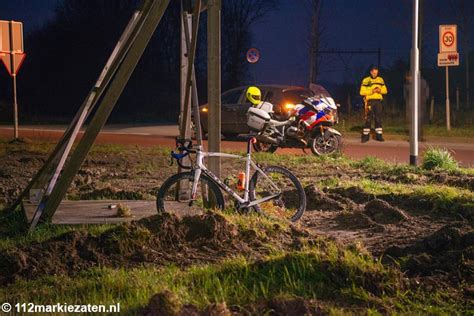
[247,93,342,156]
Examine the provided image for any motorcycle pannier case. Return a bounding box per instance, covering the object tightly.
[247,107,270,131]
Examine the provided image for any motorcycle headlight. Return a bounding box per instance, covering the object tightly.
[284,103,296,111]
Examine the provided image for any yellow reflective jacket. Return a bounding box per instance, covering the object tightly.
[360,76,388,101]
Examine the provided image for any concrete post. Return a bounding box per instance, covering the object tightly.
[207,0,221,177]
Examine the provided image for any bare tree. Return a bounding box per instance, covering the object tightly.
[221,0,279,89]
[459,0,471,108]
[306,0,324,84]
[448,0,473,108]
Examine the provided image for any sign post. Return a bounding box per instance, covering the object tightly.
[246,47,260,84]
[438,25,459,131]
[0,20,25,140]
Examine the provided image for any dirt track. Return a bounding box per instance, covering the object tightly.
[1,125,474,166]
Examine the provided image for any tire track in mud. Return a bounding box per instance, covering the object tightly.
[300,184,473,284]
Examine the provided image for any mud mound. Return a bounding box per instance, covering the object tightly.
[333,199,410,232]
[329,186,373,204]
[335,211,377,230]
[364,199,409,224]
[143,294,324,316]
[0,212,306,285]
[305,185,346,211]
[430,172,474,191]
[384,225,473,282]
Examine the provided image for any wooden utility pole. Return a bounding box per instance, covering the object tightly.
[207,0,222,177]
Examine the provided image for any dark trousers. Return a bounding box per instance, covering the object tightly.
[364,100,383,133]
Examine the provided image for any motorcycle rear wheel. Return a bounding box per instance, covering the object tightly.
[252,140,278,153]
[310,134,341,156]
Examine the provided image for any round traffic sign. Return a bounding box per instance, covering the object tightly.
[442,31,455,47]
[246,48,260,64]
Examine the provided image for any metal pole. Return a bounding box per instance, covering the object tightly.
[446,66,451,131]
[208,0,221,177]
[12,74,18,139]
[410,0,419,166]
[8,20,19,140]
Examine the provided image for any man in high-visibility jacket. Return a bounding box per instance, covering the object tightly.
[359,66,388,142]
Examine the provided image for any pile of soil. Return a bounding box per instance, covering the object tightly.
[384,225,474,283]
[0,212,309,285]
[143,291,326,316]
[305,185,346,211]
[363,199,409,224]
[328,186,473,221]
[334,199,409,230]
[328,186,373,204]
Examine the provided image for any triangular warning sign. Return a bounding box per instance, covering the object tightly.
[0,52,26,76]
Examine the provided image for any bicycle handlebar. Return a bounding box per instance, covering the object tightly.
[171,138,195,169]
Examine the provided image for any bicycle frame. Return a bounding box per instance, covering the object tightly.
[190,143,281,208]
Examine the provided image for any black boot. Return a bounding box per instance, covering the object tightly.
[375,133,385,142]
[361,134,370,143]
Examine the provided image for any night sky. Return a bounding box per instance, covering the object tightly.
[1,0,473,86]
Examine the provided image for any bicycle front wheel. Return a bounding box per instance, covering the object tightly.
[249,166,306,222]
[156,172,225,216]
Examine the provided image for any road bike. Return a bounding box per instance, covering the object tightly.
[157,138,307,222]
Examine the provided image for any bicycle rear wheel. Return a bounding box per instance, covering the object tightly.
[157,172,225,216]
[249,166,306,222]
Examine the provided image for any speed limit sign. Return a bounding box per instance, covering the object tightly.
[439,25,457,53]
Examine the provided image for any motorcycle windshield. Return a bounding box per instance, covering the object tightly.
[309,84,331,99]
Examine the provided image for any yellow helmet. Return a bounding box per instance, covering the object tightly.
[246,86,262,105]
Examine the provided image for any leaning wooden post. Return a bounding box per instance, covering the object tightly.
[179,0,201,142]
[39,0,171,224]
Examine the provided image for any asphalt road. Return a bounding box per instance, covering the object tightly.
[1,125,473,167]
